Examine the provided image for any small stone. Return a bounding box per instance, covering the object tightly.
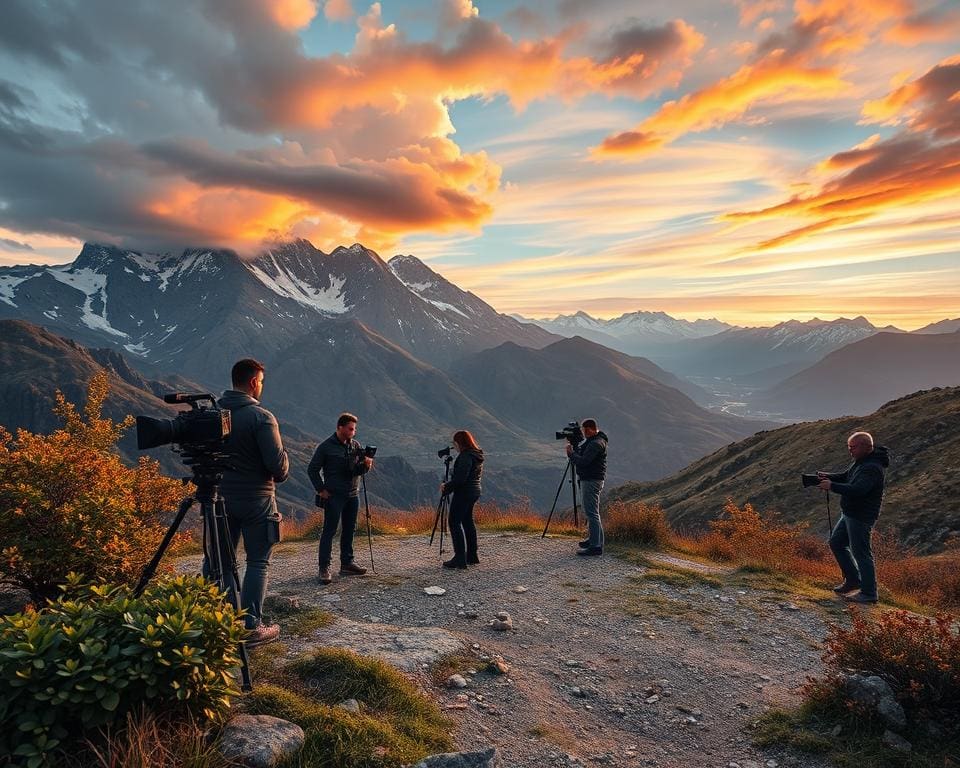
[882,729,912,753]
[830,724,842,737]
[490,659,511,675]
[765,761,779,768]
[219,715,304,768]
[780,603,800,611]
[337,698,360,713]
[495,611,510,621]
[512,585,529,593]
[424,586,447,596]
[645,695,660,704]
[446,674,468,689]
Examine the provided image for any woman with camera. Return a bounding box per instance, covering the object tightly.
[440,430,484,569]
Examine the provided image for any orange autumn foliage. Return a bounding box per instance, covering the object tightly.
[0,372,185,601]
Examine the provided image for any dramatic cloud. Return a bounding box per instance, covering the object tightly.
[0,0,703,253]
[594,0,940,157]
[724,56,960,247]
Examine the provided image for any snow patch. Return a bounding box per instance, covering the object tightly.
[0,274,27,307]
[47,266,128,338]
[245,256,349,314]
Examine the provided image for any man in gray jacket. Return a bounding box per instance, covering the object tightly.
[308,412,374,584]
[208,358,289,646]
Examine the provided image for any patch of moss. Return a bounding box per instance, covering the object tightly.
[283,608,336,636]
[246,648,453,768]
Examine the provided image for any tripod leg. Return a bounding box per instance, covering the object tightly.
[542,460,571,538]
[135,497,194,597]
[211,497,253,693]
[570,462,580,529]
[362,476,375,572]
[430,494,445,546]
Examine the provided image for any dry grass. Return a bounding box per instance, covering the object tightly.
[604,500,673,548]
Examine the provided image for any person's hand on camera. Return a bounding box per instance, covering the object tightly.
[818,478,831,491]
[439,482,447,495]
[364,457,374,471]
[565,443,574,456]
[319,489,331,500]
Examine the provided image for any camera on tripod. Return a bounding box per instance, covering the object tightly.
[555,421,583,444]
[801,472,820,488]
[364,445,378,458]
[437,446,452,458]
[136,393,230,450]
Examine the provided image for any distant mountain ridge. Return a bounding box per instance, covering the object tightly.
[607,386,960,553]
[756,330,960,420]
[0,240,557,379]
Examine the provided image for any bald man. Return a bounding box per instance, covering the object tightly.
[817,431,889,604]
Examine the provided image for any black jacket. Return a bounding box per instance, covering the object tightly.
[823,446,889,524]
[217,390,289,498]
[442,448,484,497]
[570,431,608,481]
[307,433,370,498]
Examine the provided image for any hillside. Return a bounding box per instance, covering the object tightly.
[757,331,960,419]
[449,336,765,484]
[607,386,960,552]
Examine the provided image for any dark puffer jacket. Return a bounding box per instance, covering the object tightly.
[570,431,608,481]
[217,390,289,498]
[307,433,370,498]
[442,448,484,497]
[824,446,890,524]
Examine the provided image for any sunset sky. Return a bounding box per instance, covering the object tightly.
[0,0,958,328]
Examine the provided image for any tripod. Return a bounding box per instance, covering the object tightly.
[134,449,252,693]
[429,454,454,556]
[361,474,375,572]
[542,456,580,538]
[822,490,833,538]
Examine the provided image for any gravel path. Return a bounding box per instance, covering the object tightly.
[185,533,841,768]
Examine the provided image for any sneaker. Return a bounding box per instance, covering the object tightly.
[467,553,480,565]
[833,581,861,595]
[443,557,467,570]
[340,561,368,576]
[844,592,878,604]
[576,546,603,556]
[577,539,591,549]
[246,623,280,647]
[318,566,332,584]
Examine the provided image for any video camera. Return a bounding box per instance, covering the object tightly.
[364,445,378,458]
[555,421,583,444]
[801,473,820,488]
[136,393,230,450]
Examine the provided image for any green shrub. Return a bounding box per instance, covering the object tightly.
[0,574,245,767]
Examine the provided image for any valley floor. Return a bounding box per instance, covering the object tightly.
[184,535,843,768]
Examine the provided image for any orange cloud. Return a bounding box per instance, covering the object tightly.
[266,0,319,30]
[595,57,848,156]
[724,56,960,248]
[323,0,353,22]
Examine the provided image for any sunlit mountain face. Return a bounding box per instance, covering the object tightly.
[0,0,957,328]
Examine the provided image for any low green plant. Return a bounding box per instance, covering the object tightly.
[0,574,244,767]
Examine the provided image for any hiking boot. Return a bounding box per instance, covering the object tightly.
[844,592,878,604]
[576,546,603,556]
[467,553,480,565]
[832,580,860,595]
[246,623,280,647]
[318,566,333,584]
[340,561,368,576]
[577,539,591,549]
[443,557,468,570]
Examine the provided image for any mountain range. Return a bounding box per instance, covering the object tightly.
[606,386,960,552]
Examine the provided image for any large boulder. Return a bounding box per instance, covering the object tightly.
[218,714,305,768]
[843,674,907,730]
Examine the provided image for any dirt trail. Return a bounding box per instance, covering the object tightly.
[186,533,841,768]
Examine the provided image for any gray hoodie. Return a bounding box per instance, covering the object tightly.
[217,390,289,498]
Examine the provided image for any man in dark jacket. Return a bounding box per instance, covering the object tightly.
[209,358,289,646]
[308,413,374,584]
[818,431,889,604]
[566,418,608,556]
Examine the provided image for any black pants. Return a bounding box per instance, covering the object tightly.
[318,493,359,568]
[448,490,480,564]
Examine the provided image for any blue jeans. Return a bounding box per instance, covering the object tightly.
[829,514,877,598]
[580,479,604,549]
[318,494,360,568]
[202,496,277,630]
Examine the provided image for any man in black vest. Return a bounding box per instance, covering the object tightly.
[566,418,608,556]
[308,412,374,584]
[818,431,889,604]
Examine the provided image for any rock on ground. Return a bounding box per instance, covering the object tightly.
[218,714,304,768]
